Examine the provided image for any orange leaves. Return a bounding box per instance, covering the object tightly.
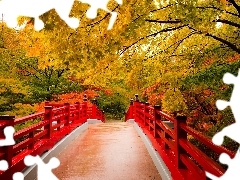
[142,82,160,96]
[142,82,162,105]
[220,0,228,4]
[203,89,213,96]
[55,90,99,103]
[203,58,214,67]
[35,90,99,112]
[34,102,45,113]
[82,90,99,99]
[227,54,240,63]
[146,93,162,105]
[143,82,160,95]
[104,89,113,95]
[202,123,212,130]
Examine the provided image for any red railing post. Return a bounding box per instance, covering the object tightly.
[0,115,15,167]
[45,101,50,106]
[129,99,134,119]
[174,116,187,169]
[64,103,70,126]
[134,94,139,122]
[75,102,80,123]
[154,105,161,138]
[144,102,149,126]
[92,98,97,119]
[44,106,53,139]
[82,94,88,122]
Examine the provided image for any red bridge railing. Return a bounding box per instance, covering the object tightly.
[0,95,104,179]
[125,94,234,180]
[87,99,105,122]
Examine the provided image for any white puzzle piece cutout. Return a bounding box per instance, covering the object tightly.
[0,126,15,171]
[206,69,240,179]
[12,172,24,180]
[0,0,79,31]
[0,0,123,31]
[79,0,122,29]
[213,71,240,145]
[0,0,122,178]
[24,155,60,180]
[0,160,8,171]
[206,148,240,180]
[0,126,15,146]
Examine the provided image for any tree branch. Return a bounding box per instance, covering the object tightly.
[186,25,240,53]
[57,69,65,78]
[213,19,240,28]
[146,31,196,59]
[132,4,174,22]
[196,6,239,17]
[85,5,120,27]
[120,25,188,55]
[19,68,42,80]
[227,0,240,15]
[147,52,184,60]
[22,61,44,76]
[205,32,240,53]
[146,19,181,24]
[171,31,196,52]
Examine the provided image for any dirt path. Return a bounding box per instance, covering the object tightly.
[53,122,162,180]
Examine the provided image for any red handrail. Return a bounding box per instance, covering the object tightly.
[0,96,104,179]
[125,95,234,180]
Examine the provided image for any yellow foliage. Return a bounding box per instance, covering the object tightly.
[162,88,187,114]
[5,103,36,118]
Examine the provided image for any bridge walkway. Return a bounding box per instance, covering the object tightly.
[53,121,162,180]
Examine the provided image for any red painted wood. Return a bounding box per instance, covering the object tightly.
[0,97,105,179]
[175,116,188,169]
[91,104,97,119]
[124,99,235,180]
[154,105,161,138]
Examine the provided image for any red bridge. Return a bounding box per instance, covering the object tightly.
[0,94,233,179]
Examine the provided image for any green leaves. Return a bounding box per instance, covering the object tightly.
[182,60,240,91]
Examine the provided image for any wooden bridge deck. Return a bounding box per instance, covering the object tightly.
[53,121,162,180]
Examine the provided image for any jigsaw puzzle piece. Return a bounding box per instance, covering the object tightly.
[0,160,8,171]
[55,0,79,29]
[212,132,225,146]
[216,100,230,111]
[86,6,98,19]
[24,155,40,166]
[115,0,122,5]
[206,171,220,180]
[219,149,240,179]
[219,153,231,165]
[34,17,45,31]
[0,126,15,146]
[206,153,231,179]
[12,172,24,180]
[24,155,60,180]
[79,0,121,30]
[205,153,232,180]
[212,123,240,145]
[222,72,236,85]
[107,11,117,30]
[1,0,80,31]
[0,126,15,171]
[46,157,60,169]
[207,148,240,179]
